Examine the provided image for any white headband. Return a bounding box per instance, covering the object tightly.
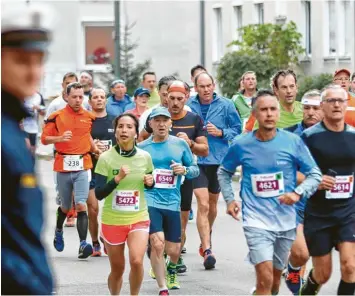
[301,98,321,106]
[80,72,92,80]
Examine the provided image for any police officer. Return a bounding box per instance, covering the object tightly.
[1,5,54,294]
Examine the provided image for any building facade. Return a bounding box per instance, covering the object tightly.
[204,0,355,78]
[2,0,354,98]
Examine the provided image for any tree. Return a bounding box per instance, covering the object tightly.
[115,21,151,95]
[217,52,278,98]
[229,22,305,69]
[297,74,333,100]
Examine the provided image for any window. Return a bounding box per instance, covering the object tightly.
[304,0,311,55]
[234,5,243,35]
[212,7,223,61]
[255,3,264,24]
[339,0,351,56]
[328,0,336,55]
[84,24,115,65]
[232,5,243,49]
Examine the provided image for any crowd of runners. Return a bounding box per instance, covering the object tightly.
[32,65,355,296]
[2,5,355,296]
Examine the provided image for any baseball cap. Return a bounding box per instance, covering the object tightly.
[1,5,53,52]
[150,106,171,119]
[134,87,150,97]
[334,68,351,78]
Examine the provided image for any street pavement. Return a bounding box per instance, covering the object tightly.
[37,154,340,295]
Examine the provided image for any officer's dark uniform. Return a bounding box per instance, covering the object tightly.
[1,5,54,295]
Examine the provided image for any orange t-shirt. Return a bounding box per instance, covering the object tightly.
[345,93,355,127]
[41,105,95,172]
[244,113,256,132]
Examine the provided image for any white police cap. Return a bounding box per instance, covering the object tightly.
[1,4,53,51]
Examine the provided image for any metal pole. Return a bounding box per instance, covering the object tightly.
[114,0,121,77]
[200,0,205,66]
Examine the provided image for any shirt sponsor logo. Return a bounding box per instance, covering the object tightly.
[277,160,288,166]
[113,169,119,175]
[108,129,114,133]
[20,174,37,188]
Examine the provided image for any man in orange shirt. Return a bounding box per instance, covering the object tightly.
[42,82,101,259]
[333,68,355,127]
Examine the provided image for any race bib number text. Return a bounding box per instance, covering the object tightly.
[251,172,285,198]
[326,175,354,199]
[63,155,84,171]
[113,190,140,211]
[153,169,177,189]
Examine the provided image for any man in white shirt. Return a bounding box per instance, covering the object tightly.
[23,92,46,153]
[45,72,90,119]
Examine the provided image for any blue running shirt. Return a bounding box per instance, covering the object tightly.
[220,129,319,231]
[138,135,199,211]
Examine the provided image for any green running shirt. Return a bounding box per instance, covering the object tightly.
[95,147,153,225]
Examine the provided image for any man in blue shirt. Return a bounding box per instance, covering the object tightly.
[217,89,321,295]
[106,79,134,117]
[187,72,241,270]
[139,107,199,293]
[284,89,323,294]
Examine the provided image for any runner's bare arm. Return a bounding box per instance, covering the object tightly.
[191,136,208,157]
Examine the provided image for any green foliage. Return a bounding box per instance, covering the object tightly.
[112,22,151,95]
[217,52,278,98]
[229,22,305,68]
[297,74,333,100]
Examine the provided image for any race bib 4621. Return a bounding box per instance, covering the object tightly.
[251,172,285,198]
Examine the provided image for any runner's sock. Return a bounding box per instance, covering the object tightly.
[56,207,67,230]
[167,261,177,274]
[300,269,321,295]
[76,211,88,241]
[288,261,301,271]
[337,279,355,295]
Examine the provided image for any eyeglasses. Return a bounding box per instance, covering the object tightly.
[322,98,348,104]
[334,78,350,82]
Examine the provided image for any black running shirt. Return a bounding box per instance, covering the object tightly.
[301,122,355,219]
[91,115,116,169]
[144,111,206,140]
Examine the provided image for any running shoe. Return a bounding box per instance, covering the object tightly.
[181,246,187,254]
[78,241,93,259]
[92,243,102,257]
[158,289,169,295]
[53,229,64,252]
[64,217,75,227]
[189,209,194,220]
[166,271,180,290]
[177,256,187,274]
[285,269,302,295]
[198,244,204,257]
[149,267,156,279]
[203,249,216,270]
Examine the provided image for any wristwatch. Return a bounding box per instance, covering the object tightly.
[190,140,195,149]
[183,166,188,176]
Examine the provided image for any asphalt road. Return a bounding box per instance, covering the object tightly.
[36,154,340,295]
